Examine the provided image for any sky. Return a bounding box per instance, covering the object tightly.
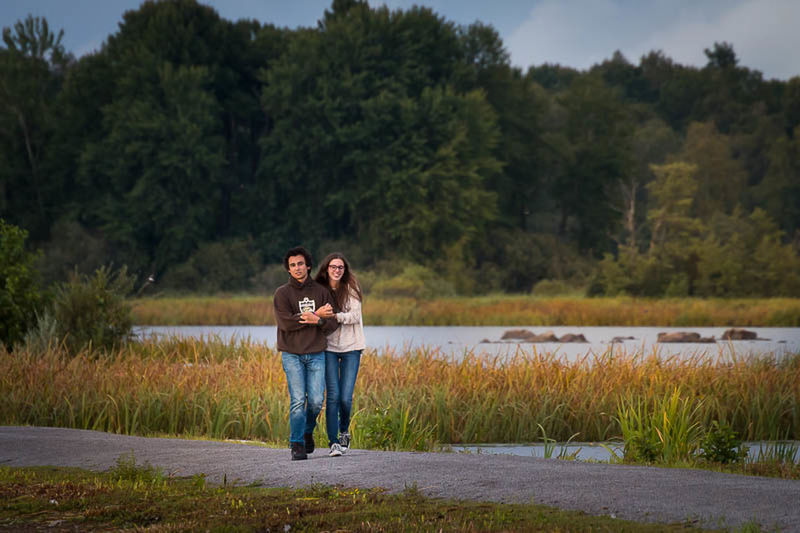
[2,0,798,80]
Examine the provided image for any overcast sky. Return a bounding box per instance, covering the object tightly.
[2,0,798,80]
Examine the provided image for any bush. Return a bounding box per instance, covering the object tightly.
[36,218,110,285]
[701,421,746,464]
[50,265,135,353]
[250,263,292,294]
[369,265,455,299]
[474,230,593,294]
[0,220,43,347]
[161,239,262,293]
[22,311,59,352]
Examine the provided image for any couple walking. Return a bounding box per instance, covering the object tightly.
[273,246,365,460]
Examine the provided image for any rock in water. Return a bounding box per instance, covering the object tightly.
[721,328,757,340]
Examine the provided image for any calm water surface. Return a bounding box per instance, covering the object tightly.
[136,325,800,361]
[451,441,800,463]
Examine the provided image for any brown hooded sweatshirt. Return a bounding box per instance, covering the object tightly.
[273,275,339,354]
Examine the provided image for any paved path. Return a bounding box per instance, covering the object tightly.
[2,426,799,531]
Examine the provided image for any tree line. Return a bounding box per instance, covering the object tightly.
[2,0,799,297]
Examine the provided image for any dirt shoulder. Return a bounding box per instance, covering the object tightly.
[2,426,798,531]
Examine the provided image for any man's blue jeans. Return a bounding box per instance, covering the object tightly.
[281,351,325,444]
[325,350,362,445]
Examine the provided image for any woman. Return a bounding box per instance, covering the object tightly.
[314,253,365,457]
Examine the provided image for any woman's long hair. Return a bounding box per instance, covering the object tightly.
[315,252,362,312]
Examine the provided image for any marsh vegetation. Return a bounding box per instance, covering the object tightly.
[2,337,797,479]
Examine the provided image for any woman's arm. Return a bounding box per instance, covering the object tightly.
[335,292,362,325]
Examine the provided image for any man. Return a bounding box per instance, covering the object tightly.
[273,246,339,460]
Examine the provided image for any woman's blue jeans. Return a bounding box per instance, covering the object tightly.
[281,351,325,444]
[325,350,362,445]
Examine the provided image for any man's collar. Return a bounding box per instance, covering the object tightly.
[289,275,311,288]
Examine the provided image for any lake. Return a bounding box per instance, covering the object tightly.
[135,325,800,361]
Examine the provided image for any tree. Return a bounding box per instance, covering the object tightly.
[695,208,800,297]
[549,75,632,253]
[755,128,800,239]
[81,63,226,273]
[616,118,681,249]
[678,121,747,218]
[646,161,704,294]
[0,219,42,347]
[0,15,69,239]
[76,0,263,273]
[704,42,738,69]
[257,3,500,260]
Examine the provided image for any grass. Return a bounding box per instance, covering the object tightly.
[0,462,719,532]
[129,295,800,326]
[2,338,798,452]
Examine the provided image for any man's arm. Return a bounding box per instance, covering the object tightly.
[273,289,306,332]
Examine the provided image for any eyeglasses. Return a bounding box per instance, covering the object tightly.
[328,265,345,271]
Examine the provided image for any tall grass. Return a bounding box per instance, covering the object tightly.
[1,339,798,449]
[616,388,705,463]
[130,295,800,326]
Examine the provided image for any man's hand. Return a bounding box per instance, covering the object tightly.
[299,311,321,325]
[315,303,334,319]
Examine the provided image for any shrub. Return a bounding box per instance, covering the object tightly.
[50,265,135,353]
[250,263,291,294]
[701,421,746,464]
[369,265,455,299]
[161,239,262,293]
[36,218,110,285]
[0,220,43,347]
[22,311,60,352]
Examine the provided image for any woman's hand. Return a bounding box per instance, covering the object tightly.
[299,311,321,324]
[315,303,335,319]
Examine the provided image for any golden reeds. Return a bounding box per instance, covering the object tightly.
[130,296,800,326]
[1,338,797,448]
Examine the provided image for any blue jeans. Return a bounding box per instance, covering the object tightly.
[281,351,325,444]
[325,350,362,445]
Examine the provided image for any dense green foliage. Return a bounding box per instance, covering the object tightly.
[48,266,135,353]
[2,2,799,296]
[0,220,42,346]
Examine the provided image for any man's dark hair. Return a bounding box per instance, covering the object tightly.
[284,246,313,270]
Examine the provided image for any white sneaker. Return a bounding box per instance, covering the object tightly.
[329,443,343,457]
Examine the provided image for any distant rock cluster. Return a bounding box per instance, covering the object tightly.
[656,328,767,343]
[481,328,766,344]
[485,329,588,343]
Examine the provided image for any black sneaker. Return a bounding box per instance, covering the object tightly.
[291,442,307,461]
[339,432,351,450]
[303,433,315,454]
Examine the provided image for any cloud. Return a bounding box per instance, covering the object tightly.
[506,0,799,80]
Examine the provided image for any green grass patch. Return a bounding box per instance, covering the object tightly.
[0,462,715,532]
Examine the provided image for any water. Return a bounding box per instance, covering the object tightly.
[135,325,800,362]
[451,441,800,463]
